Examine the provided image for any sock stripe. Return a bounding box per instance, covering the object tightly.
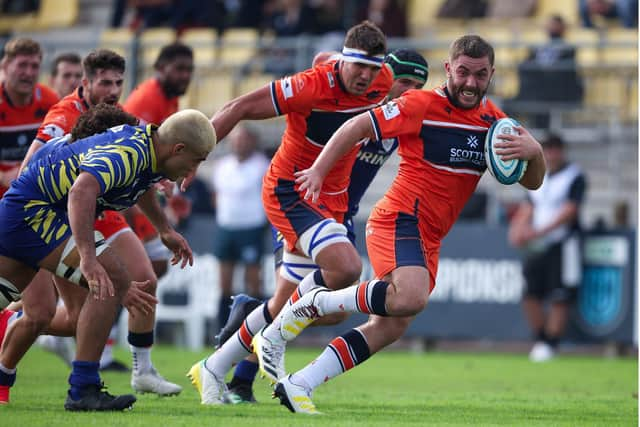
[289,287,303,305]
[356,282,372,314]
[327,343,345,372]
[329,336,355,371]
[237,322,253,352]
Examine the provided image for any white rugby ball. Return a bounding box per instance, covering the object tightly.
[484,117,528,185]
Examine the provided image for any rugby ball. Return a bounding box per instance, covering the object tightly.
[484,117,528,185]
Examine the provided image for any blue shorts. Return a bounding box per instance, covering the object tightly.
[0,190,72,269]
[213,224,266,264]
[270,214,356,268]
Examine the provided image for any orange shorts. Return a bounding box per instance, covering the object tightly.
[262,177,345,252]
[366,206,439,293]
[131,209,158,242]
[94,210,131,240]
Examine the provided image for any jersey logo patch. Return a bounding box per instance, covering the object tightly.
[42,124,65,138]
[327,72,335,88]
[382,101,400,120]
[466,135,479,149]
[281,77,294,99]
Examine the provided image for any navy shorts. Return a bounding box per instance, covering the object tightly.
[0,191,71,269]
[213,224,266,264]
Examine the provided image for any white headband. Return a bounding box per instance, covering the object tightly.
[341,47,384,67]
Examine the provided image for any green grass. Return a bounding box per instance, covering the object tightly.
[1,345,637,426]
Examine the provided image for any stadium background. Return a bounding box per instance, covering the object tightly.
[0,0,637,351]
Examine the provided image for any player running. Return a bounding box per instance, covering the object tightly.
[0,108,215,410]
[187,21,393,405]
[264,35,546,414]
[212,48,430,404]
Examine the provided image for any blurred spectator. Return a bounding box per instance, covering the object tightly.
[355,0,407,37]
[227,0,269,29]
[437,0,487,18]
[1,0,39,14]
[579,0,638,28]
[210,126,269,328]
[508,134,587,362]
[485,0,536,18]
[49,53,83,99]
[263,0,319,75]
[313,0,346,34]
[504,15,583,128]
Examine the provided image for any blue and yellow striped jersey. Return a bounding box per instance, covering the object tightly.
[15,124,164,214]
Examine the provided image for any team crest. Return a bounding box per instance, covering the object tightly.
[577,266,626,336]
[382,101,400,120]
[466,135,479,148]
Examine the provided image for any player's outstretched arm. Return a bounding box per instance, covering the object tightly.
[295,112,376,203]
[211,85,276,142]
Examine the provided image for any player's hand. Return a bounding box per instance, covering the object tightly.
[80,258,115,300]
[121,280,158,318]
[179,171,196,193]
[294,168,323,203]
[493,126,541,161]
[160,228,194,268]
[155,179,175,197]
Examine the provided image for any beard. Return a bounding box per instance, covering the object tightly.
[447,81,488,110]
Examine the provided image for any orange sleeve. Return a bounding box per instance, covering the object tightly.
[35,102,75,143]
[269,68,322,116]
[369,90,428,141]
[123,84,161,125]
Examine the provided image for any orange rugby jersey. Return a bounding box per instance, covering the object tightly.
[124,78,178,125]
[0,82,58,197]
[0,82,58,163]
[35,86,91,143]
[268,60,393,208]
[369,86,506,240]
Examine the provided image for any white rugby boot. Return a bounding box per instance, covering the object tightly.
[131,367,182,396]
[273,375,320,415]
[186,360,226,404]
[252,327,286,383]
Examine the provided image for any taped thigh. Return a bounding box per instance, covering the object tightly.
[297,218,350,262]
[280,249,318,285]
[55,231,109,287]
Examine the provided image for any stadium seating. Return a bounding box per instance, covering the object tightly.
[100,28,135,58]
[218,28,259,68]
[139,27,177,67]
[180,28,217,67]
[0,0,78,33]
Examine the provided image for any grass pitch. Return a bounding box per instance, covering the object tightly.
[1,345,636,426]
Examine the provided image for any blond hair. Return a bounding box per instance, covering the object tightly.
[157,109,217,153]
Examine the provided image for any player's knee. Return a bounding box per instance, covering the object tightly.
[330,255,362,289]
[141,274,158,296]
[389,287,428,316]
[22,307,55,333]
[108,268,131,298]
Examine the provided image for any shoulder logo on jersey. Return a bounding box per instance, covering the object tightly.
[444,106,452,115]
[327,72,335,88]
[280,77,294,99]
[382,101,400,120]
[466,135,479,149]
[73,100,84,113]
[42,124,65,139]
